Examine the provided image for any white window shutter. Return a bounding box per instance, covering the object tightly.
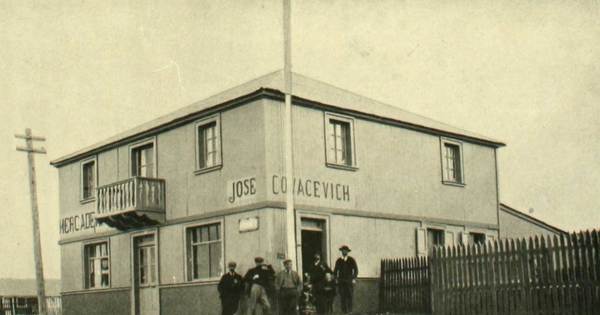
[215,121,222,165]
[445,231,455,246]
[461,232,469,245]
[416,227,427,256]
[325,119,335,164]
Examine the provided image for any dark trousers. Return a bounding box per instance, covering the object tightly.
[221,297,240,315]
[314,296,333,315]
[338,281,353,313]
[278,288,298,315]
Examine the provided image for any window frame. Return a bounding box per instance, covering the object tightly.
[439,137,465,186]
[324,112,358,171]
[82,239,111,290]
[16,298,27,308]
[129,137,157,178]
[426,228,446,249]
[469,232,487,245]
[183,219,224,283]
[194,114,223,175]
[80,156,98,203]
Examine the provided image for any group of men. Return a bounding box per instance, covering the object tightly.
[218,245,359,315]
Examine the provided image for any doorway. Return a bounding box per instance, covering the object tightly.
[132,233,159,315]
[301,218,327,278]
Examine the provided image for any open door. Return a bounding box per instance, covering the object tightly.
[300,218,327,279]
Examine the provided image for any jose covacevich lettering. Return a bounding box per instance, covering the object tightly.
[272,175,350,202]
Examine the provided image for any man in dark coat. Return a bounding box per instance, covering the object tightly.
[333,245,358,314]
[308,253,332,288]
[244,257,275,315]
[309,253,332,315]
[218,261,244,315]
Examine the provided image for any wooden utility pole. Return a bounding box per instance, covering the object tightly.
[15,128,47,315]
[282,0,298,270]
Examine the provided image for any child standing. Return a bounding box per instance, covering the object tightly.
[319,273,336,315]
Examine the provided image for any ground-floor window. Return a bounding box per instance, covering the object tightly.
[427,228,445,254]
[469,232,486,245]
[2,297,11,310]
[84,241,110,288]
[186,222,222,280]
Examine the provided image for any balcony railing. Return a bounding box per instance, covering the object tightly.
[96,177,165,229]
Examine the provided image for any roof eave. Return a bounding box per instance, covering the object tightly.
[51,87,505,167]
[500,203,568,235]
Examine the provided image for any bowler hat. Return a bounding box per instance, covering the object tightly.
[339,245,351,252]
[283,259,292,264]
[227,261,237,268]
[254,257,264,263]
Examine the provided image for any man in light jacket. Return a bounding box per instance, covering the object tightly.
[276,259,301,315]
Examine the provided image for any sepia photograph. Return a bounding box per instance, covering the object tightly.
[1,1,599,314]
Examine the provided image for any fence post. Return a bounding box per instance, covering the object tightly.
[379,259,384,312]
[431,247,438,315]
[583,231,593,314]
[591,230,600,310]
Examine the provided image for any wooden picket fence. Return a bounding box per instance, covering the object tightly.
[431,230,600,315]
[380,230,600,315]
[379,256,431,313]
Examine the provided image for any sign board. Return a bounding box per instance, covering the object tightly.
[239,216,259,232]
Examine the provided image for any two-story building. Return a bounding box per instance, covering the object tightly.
[51,70,505,315]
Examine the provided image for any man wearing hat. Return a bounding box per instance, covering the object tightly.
[244,257,275,315]
[333,245,358,314]
[218,261,244,315]
[275,259,301,315]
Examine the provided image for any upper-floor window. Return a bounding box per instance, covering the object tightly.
[84,241,110,289]
[325,113,356,169]
[131,140,155,178]
[186,222,223,281]
[195,115,222,172]
[80,157,97,201]
[440,138,464,185]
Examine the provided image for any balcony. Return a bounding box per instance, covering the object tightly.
[96,177,166,230]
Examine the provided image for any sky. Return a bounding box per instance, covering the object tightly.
[1,0,599,280]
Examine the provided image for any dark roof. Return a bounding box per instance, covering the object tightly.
[0,279,61,297]
[500,203,568,236]
[51,70,505,167]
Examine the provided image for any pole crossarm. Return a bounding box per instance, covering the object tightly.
[15,134,46,141]
[16,146,47,154]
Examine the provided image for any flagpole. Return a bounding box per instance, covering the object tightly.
[282,0,297,270]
